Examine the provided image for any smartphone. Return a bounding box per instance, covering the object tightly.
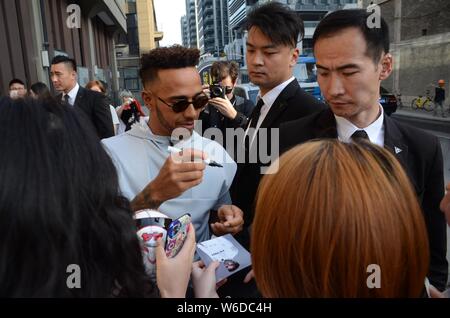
[165,213,191,258]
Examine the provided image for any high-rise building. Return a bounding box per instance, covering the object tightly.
[181,16,189,47]
[196,0,229,56]
[287,0,359,55]
[186,0,199,48]
[115,0,163,104]
[225,0,252,65]
[0,0,127,98]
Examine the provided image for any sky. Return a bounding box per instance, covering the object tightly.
[154,0,186,46]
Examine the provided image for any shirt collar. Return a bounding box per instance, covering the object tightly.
[66,83,79,103]
[259,77,295,109]
[335,105,384,145]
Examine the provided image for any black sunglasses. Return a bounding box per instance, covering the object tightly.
[157,94,209,113]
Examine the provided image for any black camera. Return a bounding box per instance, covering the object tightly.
[209,84,226,99]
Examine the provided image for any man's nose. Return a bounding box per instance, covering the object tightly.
[183,103,197,119]
[328,73,345,97]
[249,51,264,66]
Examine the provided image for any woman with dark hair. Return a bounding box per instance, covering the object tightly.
[30,82,52,100]
[0,97,195,297]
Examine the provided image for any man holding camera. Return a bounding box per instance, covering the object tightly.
[199,61,254,149]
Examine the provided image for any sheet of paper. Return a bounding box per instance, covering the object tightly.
[197,234,252,281]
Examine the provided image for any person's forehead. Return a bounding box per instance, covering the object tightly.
[155,68,202,95]
[315,27,367,54]
[247,27,281,48]
[51,63,71,72]
[221,75,233,83]
[10,83,25,88]
[157,67,200,79]
[314,28,371,65]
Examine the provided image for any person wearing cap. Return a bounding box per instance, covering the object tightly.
[434,79,446,117]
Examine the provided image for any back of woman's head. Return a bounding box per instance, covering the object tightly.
[252,140,429,297]
[30,82,51,99]
[0,97,150,297]
[85,80,106,94]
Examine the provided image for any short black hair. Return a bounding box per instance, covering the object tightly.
[9,78,25,88]
[246,2,304,48]
[30,82,51,99]
[312,9,390,64]
[51,55,77,72]
[139,45,200,85]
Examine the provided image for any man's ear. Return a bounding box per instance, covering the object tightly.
[290,47,300,67]
[379,53,393,80]
[142,89,154,111]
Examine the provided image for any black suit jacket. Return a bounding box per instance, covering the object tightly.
[231,80,327,243]
[279,108,448,290]
[59,86,114,139]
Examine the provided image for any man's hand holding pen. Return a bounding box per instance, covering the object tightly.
[132,149,207,210]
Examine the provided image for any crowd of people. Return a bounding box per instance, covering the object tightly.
[0,3,449,298]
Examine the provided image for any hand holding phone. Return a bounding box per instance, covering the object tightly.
[165,213,191,258]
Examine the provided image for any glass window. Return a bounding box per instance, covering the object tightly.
[124,68,138,78]
[125,79,139,90]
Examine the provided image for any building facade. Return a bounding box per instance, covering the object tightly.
[0,0,127,97]
[181,15,189,47]
[115,0,162,105]
[224,0,357,78]
[186,0,199,48]
[196,0,229,56]
[362,0,450,99]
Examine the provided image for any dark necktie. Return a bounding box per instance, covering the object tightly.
[64,94,70,105]
[248,98,264,129]
[244,99,264,153]
[351,130,369,141]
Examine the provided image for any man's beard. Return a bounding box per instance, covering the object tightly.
[154,104,174,135]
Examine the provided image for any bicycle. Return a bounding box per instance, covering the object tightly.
[411,89,434,111]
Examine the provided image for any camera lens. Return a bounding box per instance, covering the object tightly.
[212,87,222,97]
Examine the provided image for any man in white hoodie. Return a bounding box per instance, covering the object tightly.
[102,45,244,245]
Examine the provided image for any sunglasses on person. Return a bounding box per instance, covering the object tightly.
[156,93,210,113]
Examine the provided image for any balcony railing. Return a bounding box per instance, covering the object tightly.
[295,3,340,11]
[304,21,319,28]
[203,5,213,14]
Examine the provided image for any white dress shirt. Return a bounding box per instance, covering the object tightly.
[62,83,80,106]
[335,105,385,147]
[246,77,296,146]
